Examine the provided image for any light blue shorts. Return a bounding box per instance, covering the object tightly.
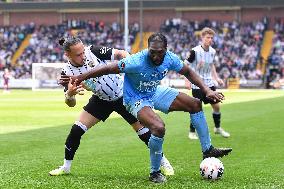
[124,86,179,118]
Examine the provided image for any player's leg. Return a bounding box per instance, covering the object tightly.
[124,98,166,183]
[211,103,230,138]
[188,123,198,139]
[137,106,166,183]
[154,86,211,151]
[49,110,100,176]
[167,88,232,159]
[115,97,174,176]
[188,89,203,140]
[49,95,110,176]
[114,97,151,146]
[207,87,230,138]
[154,86,210,152]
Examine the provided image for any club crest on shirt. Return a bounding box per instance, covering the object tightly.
[162,69,168,77]
[87,60,95,68]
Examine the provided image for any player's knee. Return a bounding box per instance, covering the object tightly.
[212,105,220,112]
[191,99,202,113]
[151,121,166,137]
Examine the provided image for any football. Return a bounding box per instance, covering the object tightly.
[200,157,224,180]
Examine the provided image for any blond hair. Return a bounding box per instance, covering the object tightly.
[201,27,215,37]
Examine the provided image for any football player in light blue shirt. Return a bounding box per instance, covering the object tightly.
[61,33,232,183]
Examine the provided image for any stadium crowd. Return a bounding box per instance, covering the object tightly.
[160,18,266,81]
[0,20,139,79]
[1,18,283,89]
[0,23,35,78]
[266,19,284,88]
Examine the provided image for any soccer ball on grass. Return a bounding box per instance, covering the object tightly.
[200,157,224,180]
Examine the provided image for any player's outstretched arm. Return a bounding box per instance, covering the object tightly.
[179,65,210,92]
[179,65,224,102]
[59,63,121,85]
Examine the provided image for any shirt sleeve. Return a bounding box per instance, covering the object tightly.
[187,50,196,63]
[168,51,184,72]
[117,55,139,73]
[90,46,114,60]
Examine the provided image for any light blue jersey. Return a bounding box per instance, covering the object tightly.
[117,49,183,117]
[118,49,183,100]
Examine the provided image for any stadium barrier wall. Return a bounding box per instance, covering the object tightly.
[1,6,283,30]
[0,79,33,89]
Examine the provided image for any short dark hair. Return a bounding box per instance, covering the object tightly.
[148,33,167,48]
[58,36,82,52]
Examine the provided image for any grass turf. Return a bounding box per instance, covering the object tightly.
[0,89,283,188]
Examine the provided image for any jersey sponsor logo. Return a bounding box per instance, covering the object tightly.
[197,61,205,69]
[137,80,160,92]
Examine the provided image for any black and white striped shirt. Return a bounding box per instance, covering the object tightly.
[189,45,216,89]
[62,45,123,101]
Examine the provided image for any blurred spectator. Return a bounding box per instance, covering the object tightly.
[267,18,284,88]
[2,68,11,93]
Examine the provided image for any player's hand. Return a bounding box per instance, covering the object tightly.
[216,78,224,86]
[58,75,71,86]
[59,74,85,86]
[205,90,225,103]
[66,78,84,96]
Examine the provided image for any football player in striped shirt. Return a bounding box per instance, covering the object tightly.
[186,27,230,140]
[49,36,174,176]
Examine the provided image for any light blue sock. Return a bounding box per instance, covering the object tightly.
[148,134,163,173]
[190,111,212,152]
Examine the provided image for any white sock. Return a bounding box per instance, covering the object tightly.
[75,121,88,132]
[136,127,149,135]
[63,159,72,170]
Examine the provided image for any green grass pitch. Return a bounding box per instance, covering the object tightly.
[0,89,284,189]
